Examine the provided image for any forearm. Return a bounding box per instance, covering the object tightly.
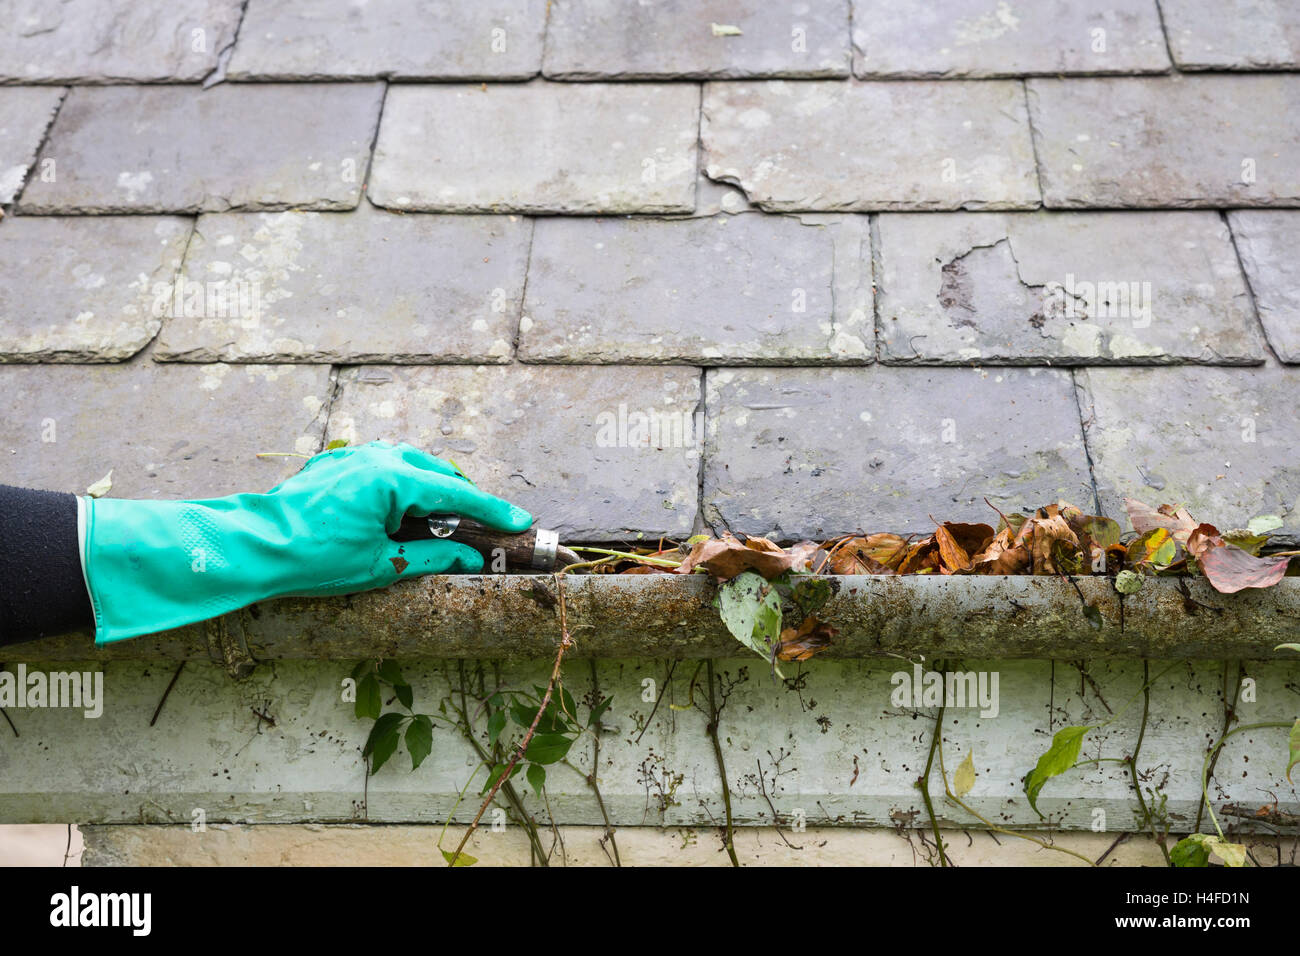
[0,484,94,646]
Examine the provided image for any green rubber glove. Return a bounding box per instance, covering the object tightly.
[81,441,533,645]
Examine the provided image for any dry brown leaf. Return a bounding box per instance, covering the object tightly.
[934,525,972,573]
[1199,543,1291,594]
[777,616,836,661]
[675,533,816,579]
[1029,514,1079,575]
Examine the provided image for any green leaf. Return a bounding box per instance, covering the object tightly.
[1276,643,1300,655]
[393,684,413,710]
[350,660,374,682]
[377,659,405,686]
[1287,718,1300,785]
[509,699,537,728]
[524,733,573,765]
[487,709,507,746]
[325,438,349,451]
[792,577,832,616]
[441,848,477,867]
[364,712,406,774]
[1174,833,1248,868]
[1114,569,1144,594]
[405,715,433,771]
[587,695,614,728]
[1170,834,1211,868]
[480,762,510,795]
[1247,514,1284,535]
[716,570,784,660]
[1080,516,1121,549]
[1024,725,1090,817]
[526,763,546,797]
[355,674,382,720]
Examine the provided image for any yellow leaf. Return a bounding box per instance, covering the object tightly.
[85,469,113,498]
[954,751,977,798]
[441,848,477,867]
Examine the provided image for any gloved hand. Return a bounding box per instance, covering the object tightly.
[81,441,532,644]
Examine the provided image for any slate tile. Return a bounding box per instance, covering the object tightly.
[704,366,1092,538]
[852,0,1170,76]
[155,206,530,363]
[1226,211,1300,364]
[1028,75,1300,208]
[0,215,191,362]
[0,0,243,82]
[18,83,384,213]
[877,211,1263,365]
[1162,0,1300,70]
[0,362,333,498]
[0,86,63,203]
[369,82,699,213]
[1078,366,1300,538]
[543,0,851,79]
[326,365,702,539]
[702,80,1040,211]
[228,0,545,80]
[519,213,872,364]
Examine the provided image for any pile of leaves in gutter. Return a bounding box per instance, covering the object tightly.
[576,498,1299,670]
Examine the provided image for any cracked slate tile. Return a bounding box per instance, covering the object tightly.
[227,0,545,80]
[0,0,243,82]
[1161,0,1300,70]
[0,215,190,362]
[0,86,64,203]
[0,361,332,498]
[1077,366,1300,540]
[326,365,701,539]
[1027,75,1300,208]
[519,213,872,364]
[155,206,530,363]
[704,366,1092,538]
[369,82,699,214]
[18,84,384,214]
[1227,211,1300,364]
[701,80,1040,211]
[543,0,851,79]
[852,0,1170,77]
[876,211,1263,366]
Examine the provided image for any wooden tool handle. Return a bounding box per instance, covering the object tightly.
[391,514,541,569]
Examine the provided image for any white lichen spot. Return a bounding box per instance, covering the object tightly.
[519,315,534,333]
[294,435,317,456]
[116,171,153,201]
[1062,323,1103,357]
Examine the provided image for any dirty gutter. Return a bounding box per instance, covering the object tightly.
[10,575,1300,667]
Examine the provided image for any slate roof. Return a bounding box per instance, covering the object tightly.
[1,0,1298,546]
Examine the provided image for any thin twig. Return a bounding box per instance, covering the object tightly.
[1125,660,1171,866]
[448,575,575,866]
[149,661,185,727]
[704,660,740,867]
[920,692,951,867]
[1196,660,1242,832]
[634,659,678,744]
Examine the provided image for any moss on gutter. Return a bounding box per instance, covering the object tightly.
[10,575,1300,663]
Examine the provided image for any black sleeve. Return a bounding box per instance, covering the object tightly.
[0,484,94,646]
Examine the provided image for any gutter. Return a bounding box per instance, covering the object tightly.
[9,575,1300,664]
